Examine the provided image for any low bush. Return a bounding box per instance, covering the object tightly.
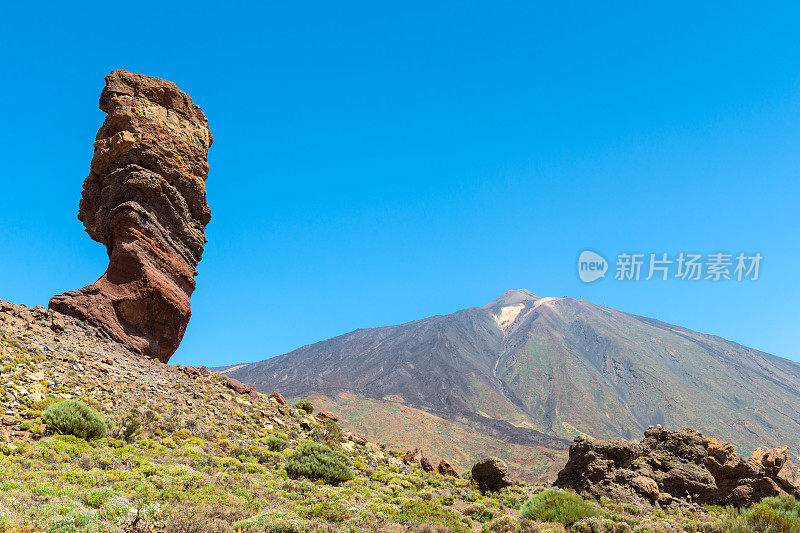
[396,499,470,533]
[265,436,288,452]
[122,412,142,442]
[760,494,800,519]
[484,515,523,533]
[719,494,800,533]
[42,400,107,441]
[294,399,313,414]
[520,489,597,527]
[284,442,353,484]
[463,503,494,523]
[323,418,344,443]
[164,504,246,533]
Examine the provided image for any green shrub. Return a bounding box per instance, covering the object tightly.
[301,500,352,522]
[484,515,522,533]
[746,494,800,533]
[42,400,107,441]
[84,488,114,508]
[33,397,63,411]
[715,495,800,533]
[294,399,313,414]
[520,488,598,527]
[122,413,142,442]
[760,494,800,519]
[265,436,288,452]
[463,503,494,523]
[396,499,470,533]
[323,418,344,444]
[284,442,353,485]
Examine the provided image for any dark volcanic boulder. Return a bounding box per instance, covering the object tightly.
[49,70,212,363]
[556,427,800,509]
[472,457,512,491]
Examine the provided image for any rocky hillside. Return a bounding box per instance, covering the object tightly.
[0,300,513,531]
[221,289,800,478]
[1,298,794,532]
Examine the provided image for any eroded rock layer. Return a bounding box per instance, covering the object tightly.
[50,70,212,362]
[555,427,800,509]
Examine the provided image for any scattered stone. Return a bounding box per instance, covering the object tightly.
[268,392,286,405]
[631,476,659,500]
[315,410,339,422]
[472,457,512,492]
[402,448,424,465]
[225,377,248,395]
[25,392,45,404]
[181,365,200,377]
[50,315,65,332]
[24,371,44,382]
[437,459,460,478]
[420,457,435,472]
[49,70,213,363]
[350,433,367,446]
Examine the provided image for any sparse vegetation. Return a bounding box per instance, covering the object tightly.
[1,319,798,533]
[41,400,107,441]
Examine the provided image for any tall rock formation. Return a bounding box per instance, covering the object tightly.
[50,70,212,363]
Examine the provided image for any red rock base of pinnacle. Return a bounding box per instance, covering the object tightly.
[50,219,195,363]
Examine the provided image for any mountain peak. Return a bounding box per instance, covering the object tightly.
[481,289,540,310]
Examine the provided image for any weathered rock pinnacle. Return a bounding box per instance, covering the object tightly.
[50,70,212,363]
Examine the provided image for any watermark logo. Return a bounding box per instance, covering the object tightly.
[578,250,608,283]
[578,250,763,283]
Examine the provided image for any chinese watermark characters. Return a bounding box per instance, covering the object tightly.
[578,251,762,283]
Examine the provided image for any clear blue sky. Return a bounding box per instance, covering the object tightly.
[1,2,798,366]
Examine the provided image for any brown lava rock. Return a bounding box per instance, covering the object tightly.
[402,448,424,465]
[555,427,800,509]
[268,392,287,405]
[49,70,212,363]
[472,457,512,492]
[315,410,340,422]
[420,456,435,472]
[437,459,461,478]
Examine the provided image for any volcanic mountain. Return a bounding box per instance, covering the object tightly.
[222,289,800,477]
